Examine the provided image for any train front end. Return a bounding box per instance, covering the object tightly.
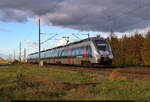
[93,38,113,65]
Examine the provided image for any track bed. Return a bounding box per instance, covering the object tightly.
[25,64,150,80]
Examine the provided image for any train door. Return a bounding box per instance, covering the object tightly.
[86,46,91,61]
[80,46,88,65]
[76,47,83,65]
[71,48,75,65]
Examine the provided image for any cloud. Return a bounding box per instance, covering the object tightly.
[0,9,27,22]
[32,42,38,48]
[0,0,150,32]
[25,40,30,45]
[0,28,11,32]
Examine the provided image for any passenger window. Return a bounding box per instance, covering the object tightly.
[61,50,65,57]
[80,47,84,55]
[51,50,54,57]
[66,50,68,57]
[79,47,82,55]
[50,51,52,57]
[60,50,63,57]
[73,48,76,56]
[71,48,74,56]
[75,48,79,55]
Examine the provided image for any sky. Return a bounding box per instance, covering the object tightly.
[0,0,150,58]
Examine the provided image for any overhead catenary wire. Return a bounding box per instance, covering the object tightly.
[82,33,90,38]
[40,34,58,45]
[40,33,55,35]
[72,33,81,40]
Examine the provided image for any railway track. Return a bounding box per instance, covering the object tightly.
[24,64,150,80]
[44,64,150,80]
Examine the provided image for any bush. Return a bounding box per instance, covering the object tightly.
[12,60,20,64]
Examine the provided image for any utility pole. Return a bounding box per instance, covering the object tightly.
[19,41,21,62]
[8,53,10,63]
[72,33,81,40]
[110,29,115,38]
[87,33,90,38]
[24,48,26,62]
[83,33,90,39]
[10,53,13,62]
[39,18,41,67]
[14,49,15,61]
[37,19,58,66]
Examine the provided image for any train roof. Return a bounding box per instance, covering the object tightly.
[28,37,105,56]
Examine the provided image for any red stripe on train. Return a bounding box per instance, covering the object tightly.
[68,48,71,64]
[84,48,86,59]
[53,56,55,64]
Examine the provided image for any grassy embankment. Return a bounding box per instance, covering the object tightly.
[0,64,150,100]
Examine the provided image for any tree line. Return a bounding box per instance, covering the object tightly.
[106,31,150,66]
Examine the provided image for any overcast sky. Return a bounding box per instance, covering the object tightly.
[0,0,150,32]
[0,0,150,57]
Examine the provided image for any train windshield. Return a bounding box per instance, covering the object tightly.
[94,40,107,51]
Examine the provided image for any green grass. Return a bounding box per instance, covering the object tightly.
[0,64,150,100]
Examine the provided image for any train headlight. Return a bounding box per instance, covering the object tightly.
[109,54,113,59]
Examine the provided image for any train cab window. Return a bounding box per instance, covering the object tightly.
[94,40,107,51]
[97,44,106,51]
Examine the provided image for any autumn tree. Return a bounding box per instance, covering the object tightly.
[107,32,121,65]
[131,33,144,65]
[107,32,144,65]
[141,31,150,66]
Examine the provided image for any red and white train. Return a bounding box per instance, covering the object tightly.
[27,37,113,66]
